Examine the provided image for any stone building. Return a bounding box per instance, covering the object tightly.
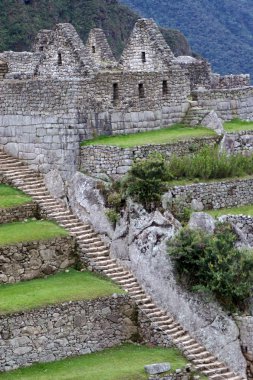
[0,18,252,179]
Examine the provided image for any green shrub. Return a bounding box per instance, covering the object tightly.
[105,209,120,228]
[168,146,253,180]
[107,192,122,211]
[168,224,253,311]
[122,152,173,210]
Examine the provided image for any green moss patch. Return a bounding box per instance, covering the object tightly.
[0,269,124,315]
[0,343,187,380]
[0,184,32,208]
[81,124,216,148]
[0,220,68,246]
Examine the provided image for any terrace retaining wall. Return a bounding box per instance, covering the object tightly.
[0,236,77,284]
[0,294,175,372]
[0,295,137,371]
[80,136,219,177]
[167,177,253,210]
[0,203,39,224]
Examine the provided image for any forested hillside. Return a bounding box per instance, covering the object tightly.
[122,0,253,77]
[0,0,191,58]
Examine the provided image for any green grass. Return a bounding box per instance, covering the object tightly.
[208,204,253,218]
[0,184,32,208]
[0,269,124,315]
[0,220,68,246]
[0,343,188,380]
[81,124,216,148]
[224,119,253,132]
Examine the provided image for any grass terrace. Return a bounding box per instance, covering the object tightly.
[208,204,253,218]
[0,184,32,208]
[224,119,253,132]
[0,219,68,246]
[0,269,124,315]
[81,124,216,148]
[0,343,188,380]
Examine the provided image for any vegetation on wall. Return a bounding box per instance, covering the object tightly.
[0,0,191,58]
[122,0,253,79]
[167,146,253,181]
[168,224,253,312]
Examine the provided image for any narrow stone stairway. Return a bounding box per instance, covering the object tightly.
[183,103,210,126]
[0,149,246,380]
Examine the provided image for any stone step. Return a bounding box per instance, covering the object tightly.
[188,351,212,360]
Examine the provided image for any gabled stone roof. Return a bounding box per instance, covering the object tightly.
[119,18,175,72]
[86,28,116,68]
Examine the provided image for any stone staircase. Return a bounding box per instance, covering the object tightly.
[183,103,210,126]
[0,149,246,380]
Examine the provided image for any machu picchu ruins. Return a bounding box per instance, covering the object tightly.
[0,16,253,380]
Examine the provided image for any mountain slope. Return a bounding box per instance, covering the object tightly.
[121,0,253,77]
[0,0,191,58]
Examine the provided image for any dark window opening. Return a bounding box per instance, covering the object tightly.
[113,83,119,105]
[141,52,146,63]
[39,46,44,52]
[58,52,62,66]
[162,80,168,96]
[92,46,96,53]
[138,83,145,99]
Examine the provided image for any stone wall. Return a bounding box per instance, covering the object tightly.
[87,69,190,136]
[221,131,253,155]
[211,74,251,89]
[0,236,77,284]
[218,215,253,245]
[0,202,39,224]
[176,56,212,91]
[0,295,137,371]
[169,177,253,210]
[0,52,42,80]
[80,136,219,177]
[194,87,253,121]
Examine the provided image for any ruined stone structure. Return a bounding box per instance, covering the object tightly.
[0,18,252,179]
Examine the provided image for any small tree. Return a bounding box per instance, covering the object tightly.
[168,224,253,311]
[122,153,172,210]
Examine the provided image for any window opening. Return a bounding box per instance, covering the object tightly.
[39,46,44,52]
[138,83,145,99]
[113,83,119,105]
[141,52,146,63]
[58,52,62,66]
[92,46,96,53]
[162,80,168,96]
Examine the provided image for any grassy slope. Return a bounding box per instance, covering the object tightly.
[0,220,68,246]
[0,269,124,315]
[224,119,253,133]
[208,204,253,218]
[0,343,187,380]
[81,125,216,148]
[0,184,32,208]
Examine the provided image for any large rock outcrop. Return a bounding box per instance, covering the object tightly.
[67,172,247,376]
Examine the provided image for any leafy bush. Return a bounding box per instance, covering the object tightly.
[168,146,253,180]
[168,224,253,311]
[105,209,120,228]
[122,153,172,210]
